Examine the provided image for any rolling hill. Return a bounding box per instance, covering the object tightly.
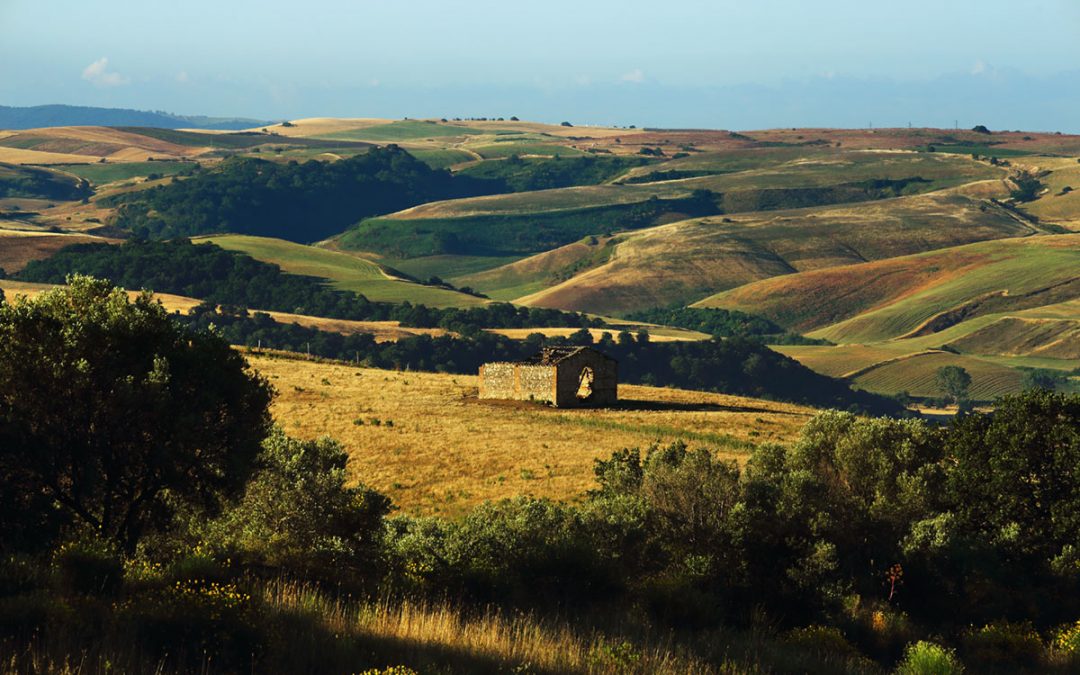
[700,234,1080,343]
[195,235,488,308]
[498,190,1030,315]
[4,116,1079,402]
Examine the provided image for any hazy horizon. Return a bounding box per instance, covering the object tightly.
[4,0,1080,131]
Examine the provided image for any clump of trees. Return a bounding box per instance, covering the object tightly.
[935,365,972,408]
[1009,171,1045,202]
[0,164,92,201]
[625,306,829,344]
[457,155,652,192]
[105,145,503,242]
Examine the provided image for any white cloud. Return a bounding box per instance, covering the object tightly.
[175,71,190,84]
[574,74,592,86]
[81,57,129,87]
[620,69,645,83]
[971,60,988,75]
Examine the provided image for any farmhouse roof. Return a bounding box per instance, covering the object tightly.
[526,346,615,365]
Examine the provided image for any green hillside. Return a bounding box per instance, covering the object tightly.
[196,235,489,308]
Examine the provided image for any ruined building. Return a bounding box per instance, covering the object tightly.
[479,346,618,407]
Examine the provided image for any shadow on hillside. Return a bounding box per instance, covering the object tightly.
[466,395,796,416]
[614,398,788,415]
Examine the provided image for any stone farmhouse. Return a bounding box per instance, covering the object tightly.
[479,346,617,407]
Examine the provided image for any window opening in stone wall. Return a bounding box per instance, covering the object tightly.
[576,366,594,400]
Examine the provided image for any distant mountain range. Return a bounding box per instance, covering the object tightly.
[0,104,271,130]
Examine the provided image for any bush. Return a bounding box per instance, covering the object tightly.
[785,625,861,659]
[53,538,123,596]
[960,621,1043,668]
[895,641,964,674]
[200,430,391,575]
[1054,620,1080,655]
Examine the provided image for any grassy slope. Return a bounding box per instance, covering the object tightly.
[750,236,1080,399]
[0,229,114,273]
[195,235,488,308]
[51,161,191,184]
[516,191,1029,315]
[1018,156,1080,229]
[698,235,1076,333]
[250,354,814,515]
[806,235,1080,344]
[318,120,482,142]
[457,236,619,300]
[386,150,1001,221]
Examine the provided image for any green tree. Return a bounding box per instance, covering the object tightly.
[1009,171,1044,202]
[201,430,391,573]
[939,391,1080,619]
[1022,368,1064,392]
[935,365,972,407]
[0,276,272,552]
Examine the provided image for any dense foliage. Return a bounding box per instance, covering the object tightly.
[456,154,652,191]
[340,191,722,257]
[0,277,272,552]
[387,393,1080,658]
[625,306,830,344]
[17,239,602,331]
[105,145,501,241]
[1,281,1078,672]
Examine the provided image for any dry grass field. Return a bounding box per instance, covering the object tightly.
[245,117,391,138]
[247,353,815,515]
[0,126,203,162]
[0,229,114,272]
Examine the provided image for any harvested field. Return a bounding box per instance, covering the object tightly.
[248,353,815,515]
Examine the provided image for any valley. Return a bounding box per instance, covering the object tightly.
[2,117,1078,407]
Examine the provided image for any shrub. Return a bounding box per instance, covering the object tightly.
[1054,620,1080,658]
[961,621,1043,668]
[200,430,391,575]
[785,625,860,659]
[895,641,964,674]
[53,538,123,596]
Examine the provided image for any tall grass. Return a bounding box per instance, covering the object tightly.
[262,579,719,674]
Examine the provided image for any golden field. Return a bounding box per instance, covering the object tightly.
[247,353,815,515]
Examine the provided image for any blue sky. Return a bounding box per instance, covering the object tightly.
[4,0,1080,129]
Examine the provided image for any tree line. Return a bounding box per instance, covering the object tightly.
[16,239,603,331]
[103,145,503,242]
[180,301,897,413]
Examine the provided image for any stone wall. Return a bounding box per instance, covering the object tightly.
[479,362,556,404]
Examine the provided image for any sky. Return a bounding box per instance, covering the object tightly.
[3,0,1080,130]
